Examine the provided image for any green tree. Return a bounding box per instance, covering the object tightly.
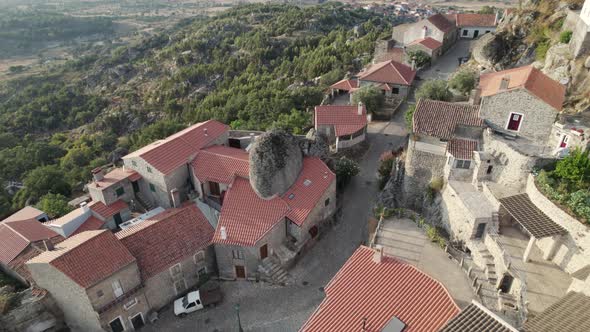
[404,104,416,131]
[270,109,311,134]
[37,193,73,219]
[449,69,477,95]
[334,157,360,188]
[478,6,496,14]
[554,148,590,189]
[352,85,384,114]
[415,80,452,101]
[23,165,71,203]
[406,50,431,68]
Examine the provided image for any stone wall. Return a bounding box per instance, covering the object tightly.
[99,292,150,332]
[288,180,336,244]
[480,89,558,144]
[440,184,475,241]
[337,132,366,150]
[0,288,66,332]
[563,10,590,58]
[526,174,590,274]
[87,263,141,310]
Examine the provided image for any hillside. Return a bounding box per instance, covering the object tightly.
[0,3,391,218]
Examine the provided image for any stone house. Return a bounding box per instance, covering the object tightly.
[87,167,141,207]
[116,203,215,311]
[392,13,458,53]
[314,103,368,152]
[477,65,566,145]
[548,116,589,155]
[2,206,48,223]
[27,230,149,332]
[0,216,63,285]
[122,120,229,209]
[406,37,443,62]
[453,13,498,39]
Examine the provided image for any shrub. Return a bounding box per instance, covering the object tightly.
[429,177,444,192]
[554,148,590,190]
[351,85,384,114]
[406,50,431,68]
[334,157,360,188]
[449,69,477,95]
[415,80,452,102]
[568,190,590,223]
[37,193,73,219]
[560,30,573,44]
[0,293,16,314]
[378,155,395,190]
[405,104,416,131]
[535,39,551,61]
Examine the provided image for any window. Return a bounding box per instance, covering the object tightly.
[123,298,137,310]
[198,267,208,280]
[147,166,152,173]
[186,302,196,309]
[194,251,205,264]
[392,87,400,94]
[485,30,491,34]
[115,187,125,197]
[169,263,182,279]
[455,159,471,169]
[96,290,104,298]
[232,250,244,260]
[324,198,330,207]
[174,279,187,295]
[112,280,123,298]
[149,183,156,192]
[462,29,468,36]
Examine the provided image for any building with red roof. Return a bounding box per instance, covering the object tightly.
[392,13,458,55]
[27,230,149,331]
[116,204,215,310]
[454,13,498,39]
[300,246,460,332]
[314,103,368,151]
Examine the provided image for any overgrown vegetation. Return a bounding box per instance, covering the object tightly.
[415,79,452,102]
[334,157,360,189]
[352,85,384,114]
[449,69,477,95]
[535,149,590,223]
[560,30,573,44]
[404,104,416,131]
[406,50,431,69]
[378,152,395,190]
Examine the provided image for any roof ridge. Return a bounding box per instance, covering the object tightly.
[48,230,108,262]
[202,146,249,161]
[3,222,30,243]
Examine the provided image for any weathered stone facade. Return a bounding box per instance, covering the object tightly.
[0,287,66,332]
[403,136,447,208]
[563,8,590,58]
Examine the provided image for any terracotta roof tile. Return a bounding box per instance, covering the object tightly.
[299,246,460,332]
[440,301,518,332]
[2,206,46,223]
[28,230,136,288]
[413,100,484,140]
[447,138,478,160]
[358,60,416,86]
[0,224,30,264]
[456,13,497,27]
[7,245,44,285]
[427,13,455,33]
[409,37,443,50]
[89,200,128,219]
[191,146,249,185]
[479,65,566,111]
[124,120,229,175]
[329,79,359,92]
[87,168,140,190]
[213,177,289,246]
[117,204,214,280]
[70,216,104,236]
[2,219,60,243]
[314,105,368,137]
[282,158,335,226]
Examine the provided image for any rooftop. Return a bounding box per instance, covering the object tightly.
[123,120,229,175]
[447,138,478,160]
[300,246,460,332]
[191,145,249,185]
[523,292,590,332]
[499,193,567,239]
[117,204,214,280]
[88,200,129,219]
[314,104,368,137]
[70,216,104,236]
[329,78,359,92]
[358,60,416,86]
[455,13,497,27]
[1,206,46,223]
[413,99,483,140]
[427,13,455,33]
[479,65,566,111]
[439,301,518,332]
[27,230,136,289]
[409,37,443,50]
[87,167,141,190]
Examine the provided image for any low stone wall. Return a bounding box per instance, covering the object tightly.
[337,133,365,150]
[526,174,590,274]
[0,288,65,332]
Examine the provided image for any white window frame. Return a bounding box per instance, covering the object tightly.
[109,316,126,332]
[123,298,138,311]
[193,251,205,264]
[169,263,182,278]
[232,249,244,260]
[173,278,187,295]
[112,280,123,298]
[505,112,524,132]
[455,159,471,169]
[128,312,144,330]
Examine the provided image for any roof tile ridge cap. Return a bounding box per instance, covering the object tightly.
[204,146,249,161]
[3,222,31,243]
[53,230,109,260]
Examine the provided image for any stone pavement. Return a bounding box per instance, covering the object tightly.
[374,218,477,308]
[143,118,408,332]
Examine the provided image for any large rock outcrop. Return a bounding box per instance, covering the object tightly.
[249,130,303,199]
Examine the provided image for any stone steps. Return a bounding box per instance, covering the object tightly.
[259,256,292,286]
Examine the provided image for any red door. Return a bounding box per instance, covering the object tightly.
[560,135,569,148]
[507,113,522,131]
[235,265,245,279]
[260,244,268,259]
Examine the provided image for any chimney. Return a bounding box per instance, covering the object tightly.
[80,201,90,213]
[494,11,500,25]
[357,102,364,115]
[204,128,208,136]
[43,239,54,252]
[170,188,181,208]
[499,76,510,90]
[372,245,384,264]
[422,25,428,38]
[91,167,105,182]
[411,59,417,71]
[220,226,227,240]
[470,87,482,105]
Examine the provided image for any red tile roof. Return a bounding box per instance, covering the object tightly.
[89,200,129,219]
[71,216,104,236]
[456,13,496,27]
[427,13,455,33]
[409,37,443,50]
[213,177,289,246]
[0,224,30,264]
[479,65,566,111]
[413,99,484,140]
[124,120,229,175]
[28,230,136,288]
[358,60,416,86]
[330,79,359,92]
[314,105,368,137]
[447,138,478,160]
[2,219,59,243]
[282,158,335,226]
[374,47,405,63]
[87,167,141,190]
[2,206,46,223]
[300,246,460,332]
[117,204,214,280]
[7,245,43,284]
[191,146,249,185]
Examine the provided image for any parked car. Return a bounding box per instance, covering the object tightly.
[174,281,222,317]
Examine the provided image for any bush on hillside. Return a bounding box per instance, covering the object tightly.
[560,30,573,43]
[352,85,384,114]
[449,69,477,95]
[415,80,452,102]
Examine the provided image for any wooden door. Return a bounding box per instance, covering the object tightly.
[132,181,140,193]
[560,135,569,148]
[109,318,124,332]
[209,181,221,196]
[260,244,268,259]
[130,314,145,330]
[474,223,486,239]
[235,265,246,279]
[507,113,522,131]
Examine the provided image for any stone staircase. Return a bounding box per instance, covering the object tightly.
[135,192,155,211]
[258,256,292,286]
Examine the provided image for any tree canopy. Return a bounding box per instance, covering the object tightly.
[415,80,452,102]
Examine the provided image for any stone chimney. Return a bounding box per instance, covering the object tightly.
[80,201,90,213]
[411,59,417,71]
[220,226,227,240]
[43,239,54,251]
[422,25,428,38]
[500,76,510,90]
[357,102,364,115]
[372,245,384,264]
[91,167,105,182]
[470,87,482,105]
[170,188,181,208]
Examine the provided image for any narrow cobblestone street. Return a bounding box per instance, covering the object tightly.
[144,115,408,332]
